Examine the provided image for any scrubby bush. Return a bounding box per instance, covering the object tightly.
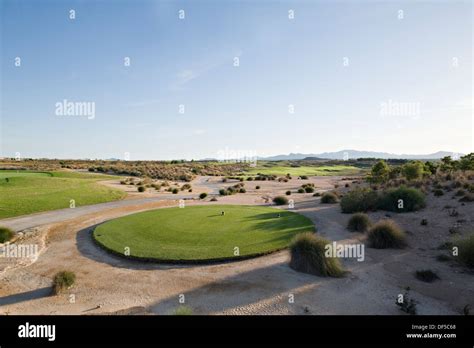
[313,192,321,197]
[172,188,179,194]
[219,189,228,196]
[210,197,218,202]
[340,188,379,213]
[285,191,291,196]
[0,227,14,243]
[415,270,440,283]
[455,234,474,268]
[402,161,425,181]
[137,186,146,192]
[304,186,315,193]
[239,188,246,193]
[369,160,390,183]
[297,188,305,193]
[53,271,76,294]
[300,175,308,180]
[273,196,289,205]
[367,220,407,249]
[347,213,372,232]
[433,189,444,197]
[289,233,345,277]
[378,186,426,213]
[320,192,338,204]
[255,186,260,190]
[199,193,207,199]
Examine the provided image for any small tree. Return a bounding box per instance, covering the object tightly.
[402,161,425,181]
[370,160,390,183]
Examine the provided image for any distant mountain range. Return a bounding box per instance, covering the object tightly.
[259,150,460,161]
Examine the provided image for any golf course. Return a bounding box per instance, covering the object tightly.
[0,170,126,219]
[93,205,315,262]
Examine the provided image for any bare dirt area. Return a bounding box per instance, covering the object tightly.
[0,176,472,315]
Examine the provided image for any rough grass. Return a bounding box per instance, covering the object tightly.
[0,170,126,218]
[340,188,379,213]
[289,232,345,277]
[347,213,372,232]
[367,220,407,249]
[93,205,315,262]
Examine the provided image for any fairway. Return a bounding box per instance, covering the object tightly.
[244,164,363,177]
[0,170,126,219]
[93,205,315,262]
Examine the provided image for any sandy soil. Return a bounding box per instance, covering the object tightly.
[0,176,472,315]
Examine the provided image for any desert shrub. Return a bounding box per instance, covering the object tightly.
[273,196,289,205]
[313,192,321,197]
[415,270,440,283]
[53,271,76,294]
[137,186,146,192]
[210,197,218,202]
[289,233,345,277]
[436,254,450,262]
[120,180,127,185]
[378,186,426,213]
[246,177,253,181]
[433,189,444,196]
[199,192,207,199]
[297,188,305,193]
[455,234,474,268]
[304,186,315,193]
[181,183,191,191]
[459,194,474,202]
[347,213,372,232]
[396,287,417,315]
[0,227,14,243]
[219,189,228,196]
[239,188,246,193]
[340,188,379,213]
[300,175,308,180]
[172,188,179,194]
[402,161,425,181]
[321,192,338,204]
[367,220,407,249]
[255,186,260,190]
[285,191,291,196]
[420,219,428,226]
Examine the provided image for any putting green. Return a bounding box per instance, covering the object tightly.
[93,205,315,262]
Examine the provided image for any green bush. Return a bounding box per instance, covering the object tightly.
[300,175,308,180]
[304,186,315,193]
[455,234,474,268]
[173,306,193,315]
[297,188,305,193]
[255,186,260,190]
[289,233,345,277]
[199,192,208,199]
[285,190,291,196]
[402,161,425,181]
[239,188,246,193]
[320,192,338,204]
[172,188,179,194]
[219,189,228,196]
[433,189,444,197]
[347,213,372,232]
[367,220,407,249]
[273,196,289,205]
[53,271,76,294]
[378,186,426,213]
[137,186,146,192]
[0,227,14,243]
[340,188,379,213]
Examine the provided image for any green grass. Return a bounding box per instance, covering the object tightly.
[93,205,315,262]
[244,165,362,177]
[0,170,126,219]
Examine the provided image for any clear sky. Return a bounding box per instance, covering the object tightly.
[1,0,472,160]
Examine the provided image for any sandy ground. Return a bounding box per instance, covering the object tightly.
[0,175,472,315]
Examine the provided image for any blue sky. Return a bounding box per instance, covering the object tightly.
[1,0,472,160]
